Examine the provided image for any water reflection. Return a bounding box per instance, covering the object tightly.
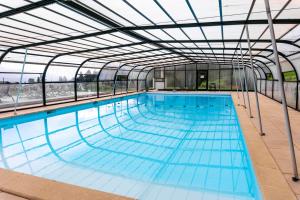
[0,94,260,200]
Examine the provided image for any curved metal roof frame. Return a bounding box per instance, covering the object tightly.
[0,0,300,85]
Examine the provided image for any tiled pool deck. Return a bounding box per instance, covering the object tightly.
[0,91,299,200]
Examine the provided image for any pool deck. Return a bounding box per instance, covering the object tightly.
[0,91,299,199]
[231,92,300,200]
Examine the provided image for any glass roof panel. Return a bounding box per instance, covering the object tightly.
[162,28,189,40]
[0,0,299,75]
[202,26,221,39]
[144,29,173,40]
[156,0,195,23]
[188,0,220,22]
[182,27,205,40]
[242,24,268,39]
[0,1,30,8]
[222,0,252,21]
[277,43,299,55]
[224,25,244,39]
[126,0,171,24]
[276,0,300,19]
[94,0,151,26]
[281,25,300,42]
[76,0,132,26]
[260,24,295,39]
[250,0,289,20]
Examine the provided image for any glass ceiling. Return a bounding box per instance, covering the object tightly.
[0,0,300,80]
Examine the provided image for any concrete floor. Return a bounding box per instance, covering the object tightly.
[0,192,27,200]
[232,92,300,200]
[0,91,299,200]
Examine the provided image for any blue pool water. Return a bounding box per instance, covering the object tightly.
[0,93,261,200]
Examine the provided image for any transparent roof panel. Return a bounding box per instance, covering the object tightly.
[155,0,195,23]
[260,24,296,39]
[224,25,244,39]
[202,26,221,39]
[222,0,252,21]
[281,25,300,42]
[188,0,220,22]
[250,0,289,20]
[0,0,299,76]
[274,0,300,19]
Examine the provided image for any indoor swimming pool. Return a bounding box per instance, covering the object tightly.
[0,93,261,200]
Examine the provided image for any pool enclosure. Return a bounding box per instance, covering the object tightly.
[0,0,299,110]
[0,0,299,182]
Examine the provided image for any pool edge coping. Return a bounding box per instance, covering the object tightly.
[231,93,297,200]
[0,92,144,120]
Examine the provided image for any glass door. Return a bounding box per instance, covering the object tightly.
[196,70,208,90]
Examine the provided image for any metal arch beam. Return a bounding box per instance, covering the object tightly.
[1,38,299,66]
[72,46,277,66]
[142,61,261,74]
[232,51,270,79]
[145,68,155,90]
[276,52,299,81]
[37,45,289,65]
[112,63,129,95]
[143,61,262,74]
[60,0,194,63]
[88,48,272,77]
[27,46,288,105]
[185,0,219,62]
[253,50,299,81]
[138,60,262,90]
[96,61,142,97]
[143,63,260,89]
[136,68,149,92]
[126,65,142,92]
[0,28,119,65]
[41,55,61,106]
[125,55,267,78]
[98,50,272,67]
[121,53,270,72]
[41,42,147,105]
[1,39,297,67]
[74,59,93,101]
[0,0,56,19]
[153,40,300,49]
[49,47,271,79]
[75,57,143,96]
[100,50,271,68]
[96,61,115,98]
[74,59,107,101]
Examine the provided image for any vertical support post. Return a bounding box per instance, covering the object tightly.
[246,25,265,136]
[272,80,274,99]
[237,57,246,108]
[240,43,253,117]
[126,77,129,93]
[184,64,187,90]
[264,0,299,181]
[14,48,28,115]
[265,78,267,95]
[136,78,139,92]
[173,65,176,90]
[230,65,233,91]
[218,64,221,91]
[232,60,240,105]
[296,81,299,110]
